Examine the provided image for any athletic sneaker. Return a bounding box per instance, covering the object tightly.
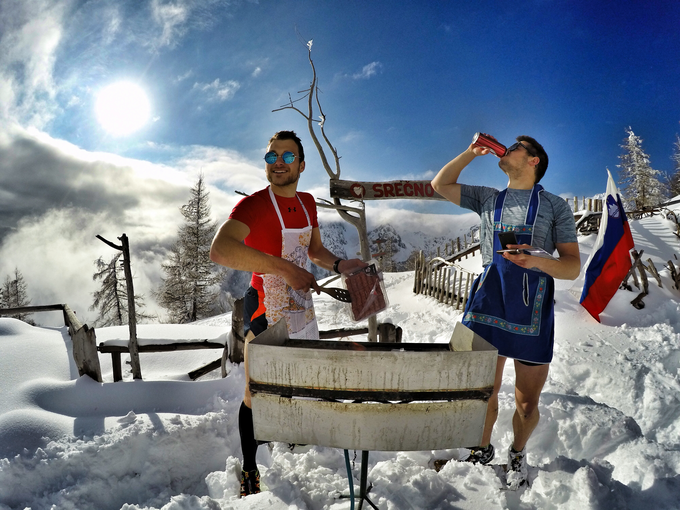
[506,446,528,490]
[240,469,261,497]
[464,444,495,465]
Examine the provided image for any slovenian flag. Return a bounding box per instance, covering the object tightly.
[579,170,635,321]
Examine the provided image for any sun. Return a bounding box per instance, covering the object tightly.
[95,81,151,136]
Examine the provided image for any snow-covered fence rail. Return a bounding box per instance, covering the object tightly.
[0,304,102,382]
[429,230,480,261]
[98,340,228,382]
[622,250,680,309]
[413,246,479,310]
[664,208,680,239]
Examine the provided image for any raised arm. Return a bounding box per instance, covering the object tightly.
[431,144,490,205]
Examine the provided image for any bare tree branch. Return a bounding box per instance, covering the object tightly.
[273,36,376,339]
[274,38,372,260]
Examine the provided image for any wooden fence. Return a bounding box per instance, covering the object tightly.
[413,242,480,310]
[0,304,102,382]
[568,197,604,214]
[413,199,680,313]
[0,303,230,382]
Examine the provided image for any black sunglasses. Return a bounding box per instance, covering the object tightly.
[507,142,538,158]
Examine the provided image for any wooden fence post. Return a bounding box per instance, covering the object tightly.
[96,233,142,380]
[120,234,142,380]
[668,258,680,290]
[63,304,102,382]
[413,251,421,294]
[445,267,452,305]
[644,259,662,288]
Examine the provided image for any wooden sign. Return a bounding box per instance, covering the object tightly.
[330,179,446,201]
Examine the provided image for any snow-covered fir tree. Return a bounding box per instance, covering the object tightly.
[669,133,680,198]
[90,253,153,327]
[155,174,225,323]
[617,126,666,210]
[1,268,34,324]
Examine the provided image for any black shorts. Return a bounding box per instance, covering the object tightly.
[517,359,544,367]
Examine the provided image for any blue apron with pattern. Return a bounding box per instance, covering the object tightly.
[462,185,555,364]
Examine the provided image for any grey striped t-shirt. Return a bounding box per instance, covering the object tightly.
[460,185,578,267]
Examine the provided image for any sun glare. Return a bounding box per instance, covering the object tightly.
[95,81,151,136]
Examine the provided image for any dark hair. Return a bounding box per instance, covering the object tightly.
[517,135,548,183]
[269,130,305,162]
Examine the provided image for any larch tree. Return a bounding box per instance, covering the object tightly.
[1,268,34,324]
[617,126,666,210]
[155,174,225,323]
[90,253,154,327]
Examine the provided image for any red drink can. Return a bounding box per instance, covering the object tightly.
[472,132,507,157]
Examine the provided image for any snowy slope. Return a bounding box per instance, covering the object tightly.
[1,210,680,509]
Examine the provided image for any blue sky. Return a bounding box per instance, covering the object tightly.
[1,0,679,322]
[9,0,680,206]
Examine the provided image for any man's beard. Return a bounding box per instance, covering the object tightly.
[267,171,299,187]
[499,159,520,177]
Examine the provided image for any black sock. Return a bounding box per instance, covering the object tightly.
[239,401,258,472]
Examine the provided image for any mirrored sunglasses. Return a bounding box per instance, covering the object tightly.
[264,151,296,164]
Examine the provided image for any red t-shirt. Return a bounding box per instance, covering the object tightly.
[229,187,319,290]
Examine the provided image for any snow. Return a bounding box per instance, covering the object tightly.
[2,210,680,509]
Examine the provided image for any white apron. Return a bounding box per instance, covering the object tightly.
[259,187,318,339]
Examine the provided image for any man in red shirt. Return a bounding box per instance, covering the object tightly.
[210,130,365,496]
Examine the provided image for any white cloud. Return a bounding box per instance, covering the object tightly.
[148,0,235,50]
[150,0,191,49]
[192,78,241,102]
[0,125,252,327]
[101,4,122,45]
[65,95,80,108]
[340,130,364,143]
[352,61,383,80]
[175,69,193,83]
[172,144,267,215]
[0,0,68,127]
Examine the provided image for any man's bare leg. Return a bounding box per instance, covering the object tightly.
[480,356,507,446]
[511,360,550,451]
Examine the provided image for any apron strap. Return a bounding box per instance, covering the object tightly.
[494,184,544,245]
[268,186,312,230]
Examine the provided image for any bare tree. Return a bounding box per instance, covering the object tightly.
[273,38,372,261]
[1,268,34,324]
[273,38,377,339]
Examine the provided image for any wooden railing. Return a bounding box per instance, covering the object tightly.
[413,243,480,310]
[0,304,102,382]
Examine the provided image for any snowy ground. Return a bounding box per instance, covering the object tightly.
[1,210,680,510]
